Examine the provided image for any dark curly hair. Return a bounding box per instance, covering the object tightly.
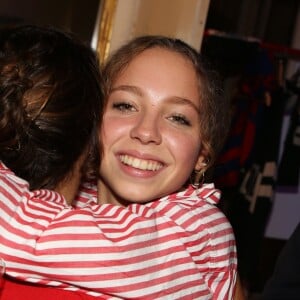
[103,35,230,169]
[0,25,103,190]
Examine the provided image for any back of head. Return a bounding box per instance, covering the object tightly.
[103,35,230,169]
[0,25,103,189]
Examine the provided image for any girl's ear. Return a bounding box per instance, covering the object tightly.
[191,153,209,189]
[194,154,208,172]
[194,144,210,171]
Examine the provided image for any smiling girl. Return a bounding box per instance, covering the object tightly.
[0,36,237,299]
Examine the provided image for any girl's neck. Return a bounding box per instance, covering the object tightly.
[55,154,86,205]
[97,179,128,206]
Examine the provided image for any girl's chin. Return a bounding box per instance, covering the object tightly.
[115,189,162,205]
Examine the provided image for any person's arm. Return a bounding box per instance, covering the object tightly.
[1,169,237,298]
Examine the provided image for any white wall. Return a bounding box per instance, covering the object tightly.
[97,0,210,60]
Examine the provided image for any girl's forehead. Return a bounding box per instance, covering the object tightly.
[117,48,197,82]
[111,47,197,89]
[111,48,201,109]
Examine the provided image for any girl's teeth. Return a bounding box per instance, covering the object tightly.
[120,155,162,171]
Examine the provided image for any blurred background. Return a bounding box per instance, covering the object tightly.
[1,0,299,298]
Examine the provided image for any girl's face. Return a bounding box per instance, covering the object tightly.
[98,48,205,205]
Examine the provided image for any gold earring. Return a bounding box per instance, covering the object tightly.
[191,170,205,189]
[191,161,208,189]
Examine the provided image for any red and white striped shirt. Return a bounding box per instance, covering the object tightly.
[0,162,237,299]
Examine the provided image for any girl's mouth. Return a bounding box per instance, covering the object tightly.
[119,154,163,171]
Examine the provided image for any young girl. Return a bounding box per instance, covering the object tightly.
[0,35,237,299]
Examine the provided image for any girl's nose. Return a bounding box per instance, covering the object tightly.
[130,114,162,144]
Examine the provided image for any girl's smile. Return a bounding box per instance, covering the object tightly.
[119,154,164,172]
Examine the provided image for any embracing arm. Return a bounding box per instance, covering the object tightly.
[1,167,237,298]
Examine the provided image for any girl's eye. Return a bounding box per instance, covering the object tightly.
[169,114,191,126]
[112,102,136,112]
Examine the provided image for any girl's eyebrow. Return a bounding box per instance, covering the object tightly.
[110,85,143,96]
[111,85,200,113]
[172,97,200,113]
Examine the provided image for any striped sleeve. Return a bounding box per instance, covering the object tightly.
[0,163,237,299]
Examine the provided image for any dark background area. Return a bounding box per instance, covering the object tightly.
[203,1,300,298]
[206,0,299,46]
[0,0,100,43]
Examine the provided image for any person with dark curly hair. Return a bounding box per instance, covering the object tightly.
[0,24,103,299]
